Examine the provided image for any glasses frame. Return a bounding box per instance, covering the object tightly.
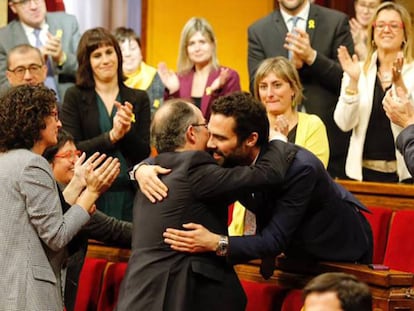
[7,64,44,79]
[191,123,208,129]
[373,21,404,32]
[12,0,41,6]
[54,149,82,159]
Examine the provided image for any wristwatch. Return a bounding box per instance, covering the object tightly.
[215,235,229,256]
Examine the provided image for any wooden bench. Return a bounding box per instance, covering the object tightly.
[84,179,414,311]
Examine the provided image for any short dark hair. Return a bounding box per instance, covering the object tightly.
[210,92,269,147]
[43,129,74,163]
[113,27,142,49]
[7,44,44,68]
[303,272,372,311]
[76,27,125,88]
[151,99,198,153]
[0,84,57,152]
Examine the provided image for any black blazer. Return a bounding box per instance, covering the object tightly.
[248,4,354,178]
[116,141,294,311]
[61,84,151,166]
[229,145,373,265]
[397,124,414,177]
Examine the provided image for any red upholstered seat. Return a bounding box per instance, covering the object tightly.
[74,257,108,311]
[97,261,128,311]
[383,210,414,273]
[281,289,303,311]
[241,279,286,311]
[362,206,393,263]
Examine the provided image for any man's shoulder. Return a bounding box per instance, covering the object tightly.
[311,3,348,20]
[0,19,21,39]
[156,150,213,165]
[46,11,78,23]
[249,11,276,30]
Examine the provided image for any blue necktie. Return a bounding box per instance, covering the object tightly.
[288,16,300,61]
[33,28,60,101]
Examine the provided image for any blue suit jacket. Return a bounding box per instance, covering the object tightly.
[229,145,373,265]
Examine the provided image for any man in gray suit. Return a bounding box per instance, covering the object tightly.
[0,0,80,101]
[248,0,353,178]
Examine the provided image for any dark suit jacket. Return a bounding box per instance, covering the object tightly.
[397,124,414,176]
[167,66,241,120]
[116,141,295,311]
[248,4,354,178]
[61,84,151,166]
[229,145,373,266]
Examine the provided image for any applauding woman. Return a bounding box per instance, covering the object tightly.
[158,17,241,120]
[334,2,414,183]
[0,85,114,310]
[61,27,151,221]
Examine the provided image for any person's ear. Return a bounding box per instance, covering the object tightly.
[245,132,259,147]
[9,2,17,14]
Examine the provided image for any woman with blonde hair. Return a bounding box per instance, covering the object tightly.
[158,17,241,120]
[334,2,414,182]
[230,56,329,236]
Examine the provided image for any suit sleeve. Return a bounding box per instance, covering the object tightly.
[21,157,90,251]
[247,25,266,92]
[61,87,115,153]
[189,140,293,201]
[84,210,132,248]
[396,124,414,176]
[309,14,354,93]
[0,33,9,92]
[58,14,81,75]
[119,88,151,164]
[228,158,316,263]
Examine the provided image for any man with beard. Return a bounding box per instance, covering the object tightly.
[140,92,373,279]
[248,0,353,178]
[116,95,293,311]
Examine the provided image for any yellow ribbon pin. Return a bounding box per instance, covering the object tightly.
[131,113,136,123]
[308,19,315,29]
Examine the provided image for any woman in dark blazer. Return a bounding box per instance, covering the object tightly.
[61,27,151,221]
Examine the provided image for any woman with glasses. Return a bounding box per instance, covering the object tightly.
[61,27,151,221]
[0,85,117,310]
[334,2,414,182]
[43,129,130,311]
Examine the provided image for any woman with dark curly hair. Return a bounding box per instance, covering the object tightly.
[0,84,118,310]
[61,27,151,221]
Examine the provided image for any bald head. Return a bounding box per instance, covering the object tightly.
[151,99,208,153]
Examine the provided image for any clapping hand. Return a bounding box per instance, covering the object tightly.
[43,31,65,64]
[208,67,230,93]
[84,156,120,195]
[110,101,134,143]
[157,62,180,94]
[337,45,360,83]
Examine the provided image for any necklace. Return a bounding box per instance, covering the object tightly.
[378,70,392,85]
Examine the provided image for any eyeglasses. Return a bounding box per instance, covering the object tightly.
[373,21,404,32]
[55,150,82,159]
[12,0,42,6]
[7,64,43,79]
[191,123,208,129]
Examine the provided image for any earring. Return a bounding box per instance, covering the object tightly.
[372,40,376,49]
[401,40,407,49]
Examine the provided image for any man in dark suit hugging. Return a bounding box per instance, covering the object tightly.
[116,94,295,311]
[146,92,373,279]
